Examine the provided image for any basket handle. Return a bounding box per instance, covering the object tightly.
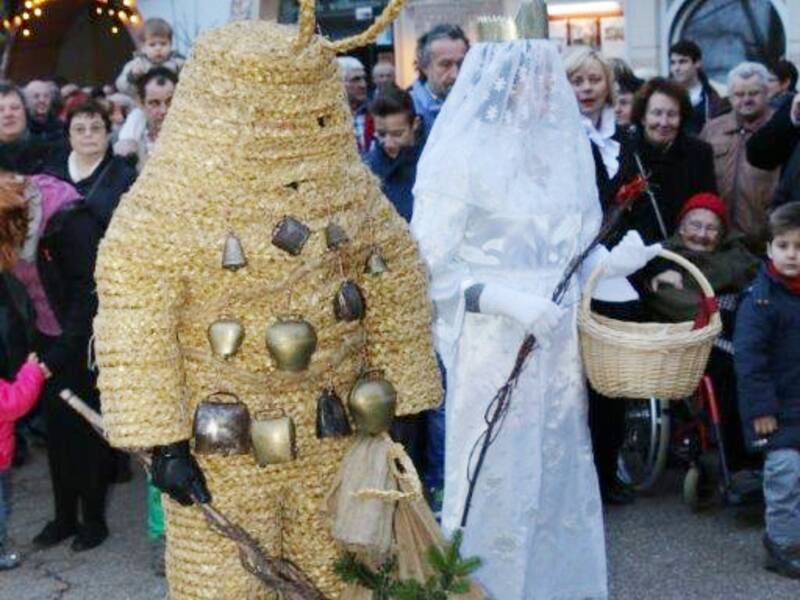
[580,248,718,317]
[295,0,407,52]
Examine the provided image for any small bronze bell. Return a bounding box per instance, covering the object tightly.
[207,318,245,359]
[348,370,397,435]
[193,393,251,455]
[251,412,297,466]
[272,216,311,256]
[325,222,349,250]
[265,316,317,372]
[365,247,388,275]
[333,280,366,322]
[222,232,247,271]
[315,387,352,438]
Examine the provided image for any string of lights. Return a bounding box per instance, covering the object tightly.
[2,0,142,39]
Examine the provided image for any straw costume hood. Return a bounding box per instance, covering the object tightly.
[93,2,441,597]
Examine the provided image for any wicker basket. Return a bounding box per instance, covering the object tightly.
[578,249,722,400]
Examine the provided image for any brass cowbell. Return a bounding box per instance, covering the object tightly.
[222,232,247,271]
[265,316,318,372]
[348,370,397,435]
[208,318,245,359]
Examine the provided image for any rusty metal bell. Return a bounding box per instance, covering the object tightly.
[325,222,349,250]
[315,387,352,438]
[207,317,245,359]
[365,247,388,275]
[222,232,247,271]
[333,280,365,322]
[272,216,311,256]
[348,370,397,436]
[265,316,317,372]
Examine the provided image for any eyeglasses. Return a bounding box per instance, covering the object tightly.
[70,125,106,135]
[683,220,720,235]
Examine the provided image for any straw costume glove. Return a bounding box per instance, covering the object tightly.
[601,231,662,278]
[472,283,565,347]
[151,441,211,506]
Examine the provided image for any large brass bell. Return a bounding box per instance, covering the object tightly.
[265,316,317,372]
[333,280,365,322]
[365,247,388,275]
[207,317,245,358]
[348,370,397,435]
[250,411,297,466]
[221,232,247,271]
[315,387,352,438]
[193,392,251,455]
[272,216,311,256]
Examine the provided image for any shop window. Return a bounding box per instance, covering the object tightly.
[547,2,625,57]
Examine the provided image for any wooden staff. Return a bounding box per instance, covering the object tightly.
[58,389,326,600]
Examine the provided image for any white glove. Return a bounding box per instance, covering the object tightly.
[602,231,662,279]
[479,283,565,347]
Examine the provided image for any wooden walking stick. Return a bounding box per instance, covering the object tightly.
[59,389,326,600]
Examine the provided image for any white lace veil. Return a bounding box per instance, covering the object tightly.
[411,40,601,367]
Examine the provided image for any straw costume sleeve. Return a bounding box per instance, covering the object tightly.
[360,186,443,416]
[93,196,189,449]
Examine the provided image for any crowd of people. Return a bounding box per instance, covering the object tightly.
[0,17,179,573]
[340,26,800,588]
[0,10,796,598]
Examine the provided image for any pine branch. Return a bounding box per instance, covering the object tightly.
[334,529,483,599]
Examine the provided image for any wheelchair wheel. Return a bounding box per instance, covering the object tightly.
[683,454,717,511]
[618,398,671,492]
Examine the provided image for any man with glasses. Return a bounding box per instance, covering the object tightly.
[700,62,779,253]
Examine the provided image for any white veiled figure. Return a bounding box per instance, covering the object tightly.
[411,40,607,599]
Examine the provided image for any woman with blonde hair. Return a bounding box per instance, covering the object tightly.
[0,168,112,552]
[564,46,643,506]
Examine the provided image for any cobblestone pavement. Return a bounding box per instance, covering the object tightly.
[2,448,799,599]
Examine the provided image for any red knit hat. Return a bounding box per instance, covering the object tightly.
[677,193,729,228]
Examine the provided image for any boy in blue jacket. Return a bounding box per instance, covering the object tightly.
[735,201,800,579]
[365,85,422,223]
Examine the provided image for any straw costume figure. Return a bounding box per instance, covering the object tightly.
[92,2,442,598]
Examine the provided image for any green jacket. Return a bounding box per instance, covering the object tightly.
[644,233,759,323]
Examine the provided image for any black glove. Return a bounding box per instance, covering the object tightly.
[151,441,211,506]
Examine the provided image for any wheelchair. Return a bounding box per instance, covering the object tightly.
[618,374,762,510]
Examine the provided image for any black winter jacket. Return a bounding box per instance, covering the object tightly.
[45,149,137,233]
[735,265,800,451]
[746,94,799,173]
[624,131,717,244]
[35,201,100,375]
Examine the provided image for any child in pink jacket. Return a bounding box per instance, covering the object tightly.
[0,354,47,570]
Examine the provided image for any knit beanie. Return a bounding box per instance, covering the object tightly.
[677,192,729,228]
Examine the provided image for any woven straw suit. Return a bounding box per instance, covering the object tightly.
[93,19,441,599]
